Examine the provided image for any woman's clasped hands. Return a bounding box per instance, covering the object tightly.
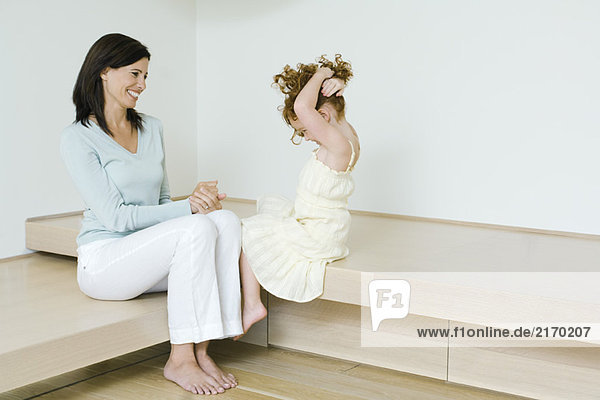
[188,180,227,214]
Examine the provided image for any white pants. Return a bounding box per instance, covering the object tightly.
[76,210,243,344]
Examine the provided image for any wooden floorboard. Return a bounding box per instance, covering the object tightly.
[0,342,171,400]
[1,341,529,400]
[209,341,528,400]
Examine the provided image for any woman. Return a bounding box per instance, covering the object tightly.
[60,33,240,395]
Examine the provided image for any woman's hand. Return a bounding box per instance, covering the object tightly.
[188,196,203,214]
[321,77,345,97]
[189,180,227,214]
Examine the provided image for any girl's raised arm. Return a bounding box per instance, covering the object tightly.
[293,67,347,150]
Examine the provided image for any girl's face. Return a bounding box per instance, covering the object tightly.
[290,117,320,145]
[101,58,149,110]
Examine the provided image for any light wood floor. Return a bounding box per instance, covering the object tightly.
[1,341,530,400]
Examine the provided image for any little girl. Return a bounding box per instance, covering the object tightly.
[238,55,360,336]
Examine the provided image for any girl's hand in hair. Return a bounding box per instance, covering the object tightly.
[321,77,345,97]
[316,67,334,79]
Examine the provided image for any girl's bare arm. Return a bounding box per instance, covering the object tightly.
[293,67,347,150]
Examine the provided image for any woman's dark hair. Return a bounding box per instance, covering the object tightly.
[273,54,353,125]
[73,33,150,136]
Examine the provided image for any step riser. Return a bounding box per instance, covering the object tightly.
[269,298,600,400]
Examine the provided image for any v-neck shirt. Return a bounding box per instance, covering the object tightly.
[60,114,191,246]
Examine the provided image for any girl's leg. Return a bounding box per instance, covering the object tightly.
[77,214,231,394]
[235,251,267,340]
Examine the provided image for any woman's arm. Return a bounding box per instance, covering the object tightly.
[60,128,191,233]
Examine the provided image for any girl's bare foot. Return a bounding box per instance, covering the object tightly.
[234,301,267,341]
[164,356,224,395]
[195,340,237,389]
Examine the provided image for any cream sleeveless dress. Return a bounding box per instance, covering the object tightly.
[241,142,356,302]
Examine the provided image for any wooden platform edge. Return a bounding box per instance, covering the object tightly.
[24,196,600,241]
[349,209,600,241]
[25,210,84,223]
[25,222,78,257]
[205,197,600,240]
[0,307,169,393]
[0,253,35,263]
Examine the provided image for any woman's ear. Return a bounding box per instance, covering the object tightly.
[100,67,110,81]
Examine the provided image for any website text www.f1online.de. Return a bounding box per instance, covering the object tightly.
[416,325,593,339]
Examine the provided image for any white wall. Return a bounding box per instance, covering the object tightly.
[2,0,599,259]
[196,0,600,235]
[0,0,197,258]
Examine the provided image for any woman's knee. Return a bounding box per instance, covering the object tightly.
[207,210,241,236]
[184,214,219,240]
[78,278,140,301]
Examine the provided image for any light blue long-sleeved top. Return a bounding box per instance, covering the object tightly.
[60,114,191,246]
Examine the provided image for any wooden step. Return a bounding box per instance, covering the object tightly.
[0,252,265,393]
[0,253,167,392]
[12,198,600,399]
[25,199,600,325]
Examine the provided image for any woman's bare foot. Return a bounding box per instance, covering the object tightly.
[164,355,224,395]
[196,353,237,389]
[195,342,237,389]
[234,301,267,341]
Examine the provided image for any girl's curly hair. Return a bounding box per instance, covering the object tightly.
[273,54,353,125]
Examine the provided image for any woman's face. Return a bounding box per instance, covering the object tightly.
[100,58,149,110]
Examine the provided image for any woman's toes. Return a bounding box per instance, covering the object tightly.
[218,374,231,388]
[224,375,235,387]
[227,373,237,386]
